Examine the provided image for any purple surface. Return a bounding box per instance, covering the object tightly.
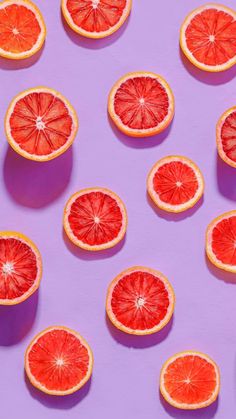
[0,1,236,418]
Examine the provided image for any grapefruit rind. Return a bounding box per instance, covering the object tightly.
[180,3,236,73]
[147,155,204,213]
[206,210,236,273]
[63,187,128,251]
[61,0,132,39]
[0,231,42,305]
[25,325,94,396]
[108,71,175,138]
[5,86,78,162]
[0,0,46,60]
[106,266,175,335]
[216,106,236,168]
[160,351,220,410]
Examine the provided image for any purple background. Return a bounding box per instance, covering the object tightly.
[0,1,236,418]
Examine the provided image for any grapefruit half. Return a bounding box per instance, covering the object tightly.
[216,106,236,168]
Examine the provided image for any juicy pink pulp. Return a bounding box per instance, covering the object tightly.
[220,110,236,162]
[185,8,236,66]
[9,92,73,156]
[153,161,198,205]
[28,329,90,391]
[0,238,38,300]
[114,76,170,130]
[111,271,170,331]
[66,0,127,33]
[68,191,123,246]
[212,216,236,265]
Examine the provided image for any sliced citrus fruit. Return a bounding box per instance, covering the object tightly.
[0,231,42,305]
[5,87,78,162]
[180,4,236,72]
[61,0,132,39]
[106,266,175,335]
[206,210,236,272]
[147,156,204,213]
[25,326,93,396]
[0,0,46,60]
[108,71,174,137]
[216,106,236,168]
[64,187,127,251]
[160,351,220,410]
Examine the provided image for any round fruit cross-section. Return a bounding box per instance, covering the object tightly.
[0,232,42,305]
[216,106,236,168]
[180,4,236,72]
[25,326,93,396]
[64,187,127,251]
[5,87,78,162]
[147,156,204,213]
[0,0,46,60]
[61,0,132,39]
[206,210,236,273]
[106,266,175,335]
[160,351,220,410]
[108,72,174,137]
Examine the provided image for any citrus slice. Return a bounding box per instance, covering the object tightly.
[106,266,175,335]
[180,4,236,72]
[64,187,127,251]
[108,72,174,137]
[0,231,42,305]
[25,326,93,396]
[206,210,236,272]
[0,0,46,60]
[160,351,220,410]
[147,156,204,213]
[61,0,132,39]
[216,106,236,168]
[5,87,78,162]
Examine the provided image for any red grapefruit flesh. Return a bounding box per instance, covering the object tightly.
[108,72,174,137]
[0,232,42,305]
[160,351,220,410]
[5,87,78,161]
[216,106,236,167]
[61,0,132,39]
[106,267,175,335]
[25,326,93,395]
[180,4,236,72]
[64,187,127,251]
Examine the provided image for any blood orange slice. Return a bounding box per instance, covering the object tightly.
[206,210,236,272]
[0,0,46,60]
[25,326,93,395]
[64,187,127,251]
[180,4,236,72]
[160,351,220,410]
[106,266,175,335]
[61,0,132,39]
[0,232,42,305]
[108,72,174,137]
[5,87,78,162]
[216,106,236,168]
[147,156,204,213]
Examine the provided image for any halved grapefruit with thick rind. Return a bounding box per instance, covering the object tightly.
[61,0,132,39]
[180,4,236,72]
[206,210,236,272]
[0,0,46,60]
[25,326,93,396]
[216,106,236,168]
[108,72,174,137]
[64,187,127,251]
[160,351,220,410]
[106,266,175,335]
[5,87,78,162]
[147,156,204,213]
[0,231,42,305]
